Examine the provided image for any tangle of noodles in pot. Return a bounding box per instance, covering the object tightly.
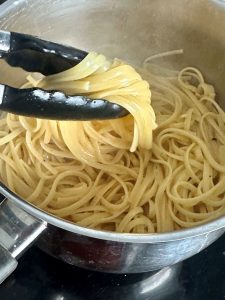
[1,50,225,233]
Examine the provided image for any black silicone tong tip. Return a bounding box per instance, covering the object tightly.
[0,85,128,120]
[0,30,129,120]
[0,30,88,76]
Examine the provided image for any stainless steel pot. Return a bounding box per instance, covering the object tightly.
[1,0,225,283]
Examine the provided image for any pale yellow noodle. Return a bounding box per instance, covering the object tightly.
[0,52,224,233]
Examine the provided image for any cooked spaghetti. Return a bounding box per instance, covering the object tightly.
[0,51,225,233]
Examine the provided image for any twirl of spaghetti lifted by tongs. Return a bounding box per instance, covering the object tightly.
[0,30,129,120]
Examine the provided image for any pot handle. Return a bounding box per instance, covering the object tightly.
[0,198,47,284]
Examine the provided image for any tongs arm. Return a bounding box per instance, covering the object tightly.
[0,84,127,120]
[0,30,87,75]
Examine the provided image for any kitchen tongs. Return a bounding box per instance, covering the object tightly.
[0,30,128,120]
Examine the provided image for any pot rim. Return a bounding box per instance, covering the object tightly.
[1,183,225,243]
